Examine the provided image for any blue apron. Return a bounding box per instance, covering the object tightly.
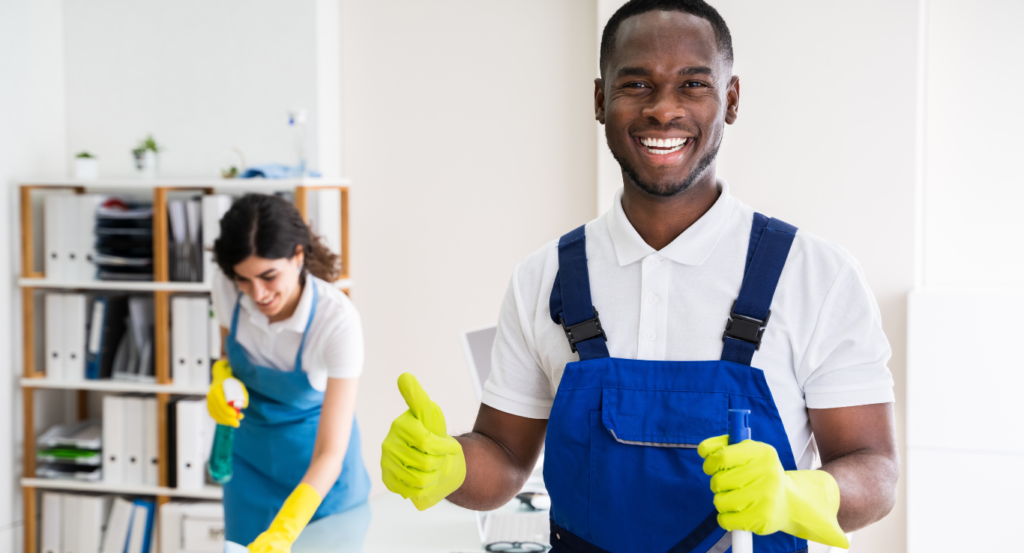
[544,214,807,553]
[223,282,371,545]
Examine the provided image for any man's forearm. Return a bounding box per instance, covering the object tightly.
[446,432,533,511]
[820,448,900,532]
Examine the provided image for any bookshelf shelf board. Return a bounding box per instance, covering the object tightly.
[19,178,352,189]
[19,278,212,292]
[22,478,222,499]
[20,378,208,395]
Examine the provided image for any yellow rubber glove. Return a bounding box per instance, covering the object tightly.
[698,435,850,549]
[247,483,321,553]
[206,360,248,428]
[381,373,466,511]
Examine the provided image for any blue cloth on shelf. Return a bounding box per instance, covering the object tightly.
[239,164,321,179]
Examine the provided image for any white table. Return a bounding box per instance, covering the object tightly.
[293,494,485,553]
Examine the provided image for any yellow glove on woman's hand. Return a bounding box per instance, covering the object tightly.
[207,360,248,427]
[381,373,466,511]
[698,435,850,549]
[248,483,321,553]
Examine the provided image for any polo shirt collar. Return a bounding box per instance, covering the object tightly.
[607,179,736,267]
[240,276,315,333]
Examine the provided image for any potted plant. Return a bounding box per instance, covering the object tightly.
[74,151,98,181]
[132,134,162,179]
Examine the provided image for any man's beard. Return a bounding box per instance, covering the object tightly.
[612,139,721,198]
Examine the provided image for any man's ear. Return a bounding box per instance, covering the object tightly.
[725,75,740,125]
[594,78,606,124]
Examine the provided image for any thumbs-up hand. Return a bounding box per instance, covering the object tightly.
[381,373,466,511]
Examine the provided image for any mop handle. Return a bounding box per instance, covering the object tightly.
[728,409,753,553]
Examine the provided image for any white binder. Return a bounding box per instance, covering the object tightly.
[122,396,145,485]
[41,492,62,553]
[45,293,65,380]
[63,294,88,381]
[313,188,342,258]
[201,195,233,284]
[100,497,134,553]
[189,297,211,387]
[102,395,124,484]
[44,195,68,280]
[171,296,191,387]
[209,296,221,360]
[71,195,100,280]
[60,493,78,553]
[77,494,112,553]
[176,398,214,491]
[143,396,159,486]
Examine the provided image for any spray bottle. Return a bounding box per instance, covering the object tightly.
[207,378,246,484]
[288,108,308,178]
[729,409,753,553]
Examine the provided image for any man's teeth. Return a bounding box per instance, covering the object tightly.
[639,137,688,153]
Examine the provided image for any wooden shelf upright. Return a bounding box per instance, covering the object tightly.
[17,178,351,553]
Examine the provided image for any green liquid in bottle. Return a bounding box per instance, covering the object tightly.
[207,424,235,484]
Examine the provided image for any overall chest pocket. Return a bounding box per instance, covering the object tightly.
[588,388,728,553]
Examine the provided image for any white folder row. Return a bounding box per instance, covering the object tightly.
[41,492,112,553]
[45,194,102,281]
[159,501,225,553]
[171,296,213,388]
[45,293,88,381]
[101,497,157,553]
[102,395,160,487]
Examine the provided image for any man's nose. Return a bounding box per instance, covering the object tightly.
[640,88,686,124]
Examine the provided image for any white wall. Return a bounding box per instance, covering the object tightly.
[704,2,922,551]
[0,1,68,550]
[341,0,598,497]
[62,0,323,178]
[922,0,1024,287]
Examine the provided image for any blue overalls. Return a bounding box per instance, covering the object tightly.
[544,214,807,553]
[222,283,371,545]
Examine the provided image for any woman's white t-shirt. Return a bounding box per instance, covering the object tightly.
[211,269,364,392]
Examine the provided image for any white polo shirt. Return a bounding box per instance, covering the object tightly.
[211,270,364,392]
[482,181,895,470]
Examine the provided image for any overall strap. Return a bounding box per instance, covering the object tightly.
[294,280,320,372]
[721,213,798,366]
[231,292,244,337]
[549,225,609,360]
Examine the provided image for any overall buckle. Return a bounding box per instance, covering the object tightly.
[722,302,770,350]
[559,309,607,354]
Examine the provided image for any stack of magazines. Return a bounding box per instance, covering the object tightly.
[94,199,153,281]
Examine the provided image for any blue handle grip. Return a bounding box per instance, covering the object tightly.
[729,409,751,444]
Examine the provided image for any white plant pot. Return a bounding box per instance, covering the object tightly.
[134,150,159,179]
[74,158,98,181]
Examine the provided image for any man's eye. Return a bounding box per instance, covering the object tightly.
[682,81,708,89]
[624,82,648,89]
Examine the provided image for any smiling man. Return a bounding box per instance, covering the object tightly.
[380,1,899,552]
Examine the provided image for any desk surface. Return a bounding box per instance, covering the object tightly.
[293,494,484,553]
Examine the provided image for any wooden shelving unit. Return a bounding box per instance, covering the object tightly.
[18,178,351,553]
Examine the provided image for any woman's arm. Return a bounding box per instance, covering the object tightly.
[301,377,360,496]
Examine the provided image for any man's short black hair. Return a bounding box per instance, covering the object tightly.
[600,0,733,76]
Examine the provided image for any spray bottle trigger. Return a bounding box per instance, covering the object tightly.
[222,378,245,413]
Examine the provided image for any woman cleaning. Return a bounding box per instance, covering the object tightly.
[207,193,370,552]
